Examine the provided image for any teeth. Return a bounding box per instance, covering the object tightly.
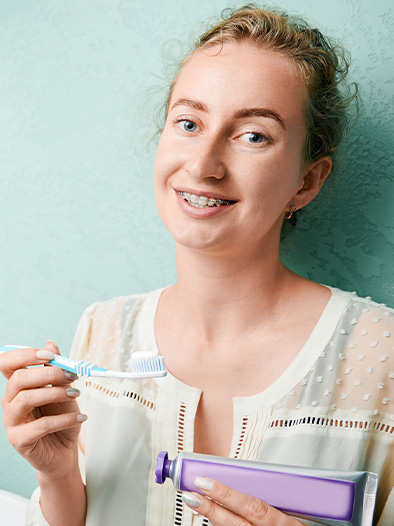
[179,192,232,208]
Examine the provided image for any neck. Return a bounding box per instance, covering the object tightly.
[168,242,296,343]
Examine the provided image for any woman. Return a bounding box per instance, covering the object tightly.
[1,6,393,526]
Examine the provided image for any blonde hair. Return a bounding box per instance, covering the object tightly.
[164,4,358,164]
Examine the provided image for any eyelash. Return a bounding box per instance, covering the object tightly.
[174,117,198,132]
[173,117,269,144]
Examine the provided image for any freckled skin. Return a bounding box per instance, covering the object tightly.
[153,41,322,258]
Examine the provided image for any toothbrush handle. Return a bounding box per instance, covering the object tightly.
[0,346,108,377]
[48,355,80,374]
[48,355,108,377]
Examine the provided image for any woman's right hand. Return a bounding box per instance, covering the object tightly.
[0,340,86,480]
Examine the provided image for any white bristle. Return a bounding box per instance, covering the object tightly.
[128,352,166,374]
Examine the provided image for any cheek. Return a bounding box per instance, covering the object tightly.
[153,133,179,182]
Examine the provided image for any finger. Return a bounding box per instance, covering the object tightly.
[3,386,81,427]
[182,491,244,526]
[2,364,78,406]
[191,478,303,526]
[44,340,60,356]
[7,412,87,451]
[0,345,55,380]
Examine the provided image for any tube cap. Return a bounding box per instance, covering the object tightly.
[155,451,169,484]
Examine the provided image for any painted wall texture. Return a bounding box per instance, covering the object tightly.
[0,0,393,499]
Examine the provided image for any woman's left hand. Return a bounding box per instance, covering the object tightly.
[182,477,305,525]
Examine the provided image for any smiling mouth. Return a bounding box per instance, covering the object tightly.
[178,191,235,208]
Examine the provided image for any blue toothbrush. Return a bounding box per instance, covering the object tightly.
[0,345,167,379]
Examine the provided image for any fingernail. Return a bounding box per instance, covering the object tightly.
[36,350,55,360]
[194,477,214,491]
[66,387,80,398]
[182,492,202,509]
[77,414,88,423]
[64,371,79,381]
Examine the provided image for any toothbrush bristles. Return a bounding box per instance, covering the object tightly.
[129,354,166,373]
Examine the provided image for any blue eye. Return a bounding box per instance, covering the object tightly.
[176,119,198,132]
[239,132,266,143]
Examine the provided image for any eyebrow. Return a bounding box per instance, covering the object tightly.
[170,98,285,129]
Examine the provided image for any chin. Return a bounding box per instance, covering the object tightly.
[162,220,228,252]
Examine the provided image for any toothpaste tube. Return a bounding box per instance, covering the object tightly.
[155,451,377,526]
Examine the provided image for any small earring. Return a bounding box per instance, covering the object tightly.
[285,205,297,220]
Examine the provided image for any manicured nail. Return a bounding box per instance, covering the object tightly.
[182,492,202,509]
[77,414,88,423]
[194,477,214,491]
[64,371,79,381]
[66,387,80,398]
[36,350,55,360]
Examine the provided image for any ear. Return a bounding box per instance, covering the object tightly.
[292,156,332,210]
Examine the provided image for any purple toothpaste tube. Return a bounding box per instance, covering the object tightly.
[155,451,378,526]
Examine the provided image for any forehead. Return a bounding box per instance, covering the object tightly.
[170,41,307,126]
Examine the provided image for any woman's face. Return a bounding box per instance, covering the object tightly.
[154,41,311,256]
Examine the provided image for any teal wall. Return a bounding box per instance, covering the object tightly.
[0,0,393,499]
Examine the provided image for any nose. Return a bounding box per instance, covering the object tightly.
[184,137,226,181]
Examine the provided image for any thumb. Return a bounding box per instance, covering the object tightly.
[44,340,60,355]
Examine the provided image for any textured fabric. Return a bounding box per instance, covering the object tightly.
[27,286,394,526]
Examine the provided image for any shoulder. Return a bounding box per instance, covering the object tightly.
[79,288,164,323]
[328,287,394,354]
[328,286,394,321]
[70,287,166,364]
[328,288,394,411]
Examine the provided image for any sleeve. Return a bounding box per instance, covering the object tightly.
[26,302,99,525]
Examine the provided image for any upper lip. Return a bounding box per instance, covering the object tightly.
[175,187,238,201]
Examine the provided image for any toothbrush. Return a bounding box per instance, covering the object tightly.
[0,345,167,379]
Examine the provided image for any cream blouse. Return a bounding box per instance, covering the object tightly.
[27,286,394,526]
